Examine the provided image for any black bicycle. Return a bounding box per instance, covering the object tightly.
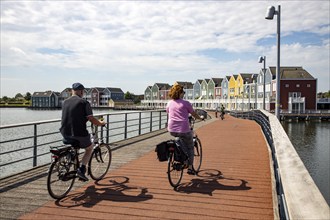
[47,122,112,199]
[167,117,202,187]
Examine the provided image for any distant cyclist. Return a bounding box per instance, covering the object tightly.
[220,104,225,120]
[166,84,204,175]
[59,83,105,181]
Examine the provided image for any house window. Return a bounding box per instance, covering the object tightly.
[296,84,300,88]
[307,84,311,87]
[285,84,289,88]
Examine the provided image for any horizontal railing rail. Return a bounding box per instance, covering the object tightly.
[0,110,168,179]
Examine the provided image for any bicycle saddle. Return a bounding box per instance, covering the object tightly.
[62,138,80,148]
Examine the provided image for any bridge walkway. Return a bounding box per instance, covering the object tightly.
[0,115,275,219]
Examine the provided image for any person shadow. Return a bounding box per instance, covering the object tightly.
[55,176,153,208]
[175,169,251,196]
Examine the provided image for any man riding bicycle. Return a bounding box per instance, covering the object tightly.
[59,83,105,181]
[166,84,204,175]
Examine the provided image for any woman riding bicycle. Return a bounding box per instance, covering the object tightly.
[166,84,203,175]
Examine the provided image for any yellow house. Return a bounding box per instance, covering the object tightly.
[228,75,237,98]
[236,74,244,97]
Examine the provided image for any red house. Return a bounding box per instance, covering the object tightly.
[269,67,317,113]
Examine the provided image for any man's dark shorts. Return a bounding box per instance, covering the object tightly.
[64,135,92,148]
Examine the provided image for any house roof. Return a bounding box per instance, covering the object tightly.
[195,79,203,85]
[105,87,124,93]
[203,79,210,84]
[269,66,315,79]
[239,73,255,84]
[154,83,171,90]
[211,78,223,87]
[32,91,54,97]
[91,87,105,92]
[175,81,194,89]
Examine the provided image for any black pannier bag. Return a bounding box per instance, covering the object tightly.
[155,141,169,162]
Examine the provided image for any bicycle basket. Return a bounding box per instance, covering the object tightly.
[155,141,170,162]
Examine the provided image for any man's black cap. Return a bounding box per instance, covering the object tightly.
[72,83,85,91]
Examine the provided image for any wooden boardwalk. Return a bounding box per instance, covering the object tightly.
[1,115,275,220]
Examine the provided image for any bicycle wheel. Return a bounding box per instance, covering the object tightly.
[89,143,112,181]
[47,152,78,199]
[167,152,183,188]
[193,137,202,172]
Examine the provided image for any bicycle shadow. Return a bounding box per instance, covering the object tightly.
[55,176,153,208]
[175,169,251,196]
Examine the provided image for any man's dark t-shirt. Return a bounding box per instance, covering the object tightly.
[60,95,93,137]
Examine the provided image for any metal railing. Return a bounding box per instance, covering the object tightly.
[0,110,168,179]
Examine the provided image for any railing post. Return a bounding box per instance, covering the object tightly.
[106,114,110,143]
[159,111,162,130]
[33,124,37,167]
[139,112,142,135]
[150,111,153,132]
[124,113,128,139]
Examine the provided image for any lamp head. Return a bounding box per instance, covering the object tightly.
[265,6,275,19]
[258,56,264,63]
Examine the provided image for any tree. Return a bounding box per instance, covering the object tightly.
[325,90,330,98]
[15,93,24,99]
[24,92,32,101]
[2,96,9,103]
[125,91,134,100]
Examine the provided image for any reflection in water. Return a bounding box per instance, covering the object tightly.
[281,120,330,205]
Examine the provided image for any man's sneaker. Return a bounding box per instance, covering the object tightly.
[76,168,89,181]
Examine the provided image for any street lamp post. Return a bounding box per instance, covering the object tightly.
[266,5,281,120]
[258,56,266,110]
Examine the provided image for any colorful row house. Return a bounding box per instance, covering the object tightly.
[32,87,125,108]
[142,66,318,113]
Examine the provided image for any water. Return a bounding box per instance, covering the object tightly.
[281,120,330,205]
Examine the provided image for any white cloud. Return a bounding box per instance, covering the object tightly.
[0,0,329,96]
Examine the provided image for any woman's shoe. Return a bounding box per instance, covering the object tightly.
[187,168,196,175]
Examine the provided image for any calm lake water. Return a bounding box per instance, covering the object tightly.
[281,120,330,205]
[0,108,329,205]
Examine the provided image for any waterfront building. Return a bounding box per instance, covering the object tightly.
[88,87,105,107]
[257,67,273,107]
[31,91,59,108]
[221,76,230,100]
[144,86,152,101]
[239,73,257,110]
[102,87,125,106]
[271,66,317,112]
[193,79,203,99]
[175,81,194,100]
[228,75,237,99]
[208,78,222,100]
[59,88,71,107]
[140,66,319,113]
[200,79,210,99]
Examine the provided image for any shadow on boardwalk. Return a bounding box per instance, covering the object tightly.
[175,169,251,196]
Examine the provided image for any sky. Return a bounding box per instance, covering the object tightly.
[1,0,329,97]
